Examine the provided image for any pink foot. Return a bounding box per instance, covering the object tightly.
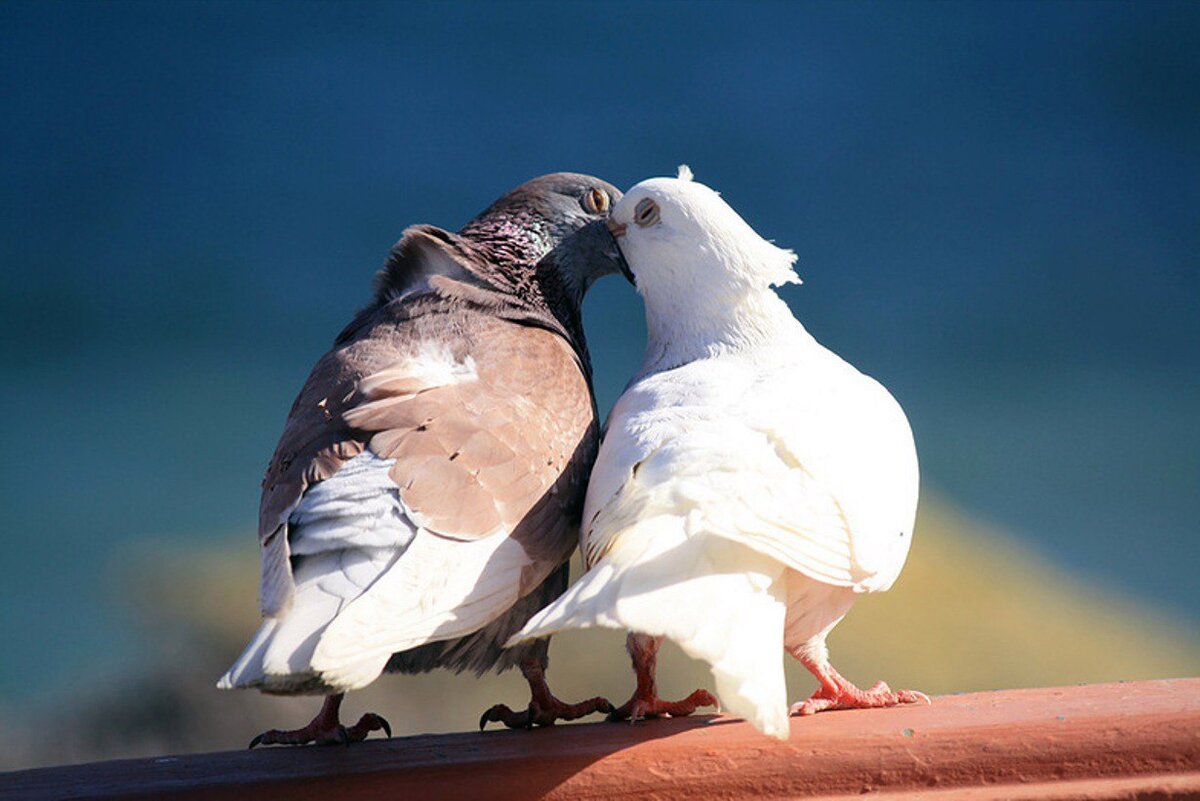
[790,676,929,717]
[608,633,720,724]
[609,689,719,722]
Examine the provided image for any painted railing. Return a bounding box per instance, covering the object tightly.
[4,678,1198,800]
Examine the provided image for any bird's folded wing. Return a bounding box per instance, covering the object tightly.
[257,299,595,620]
[584,416,906,593]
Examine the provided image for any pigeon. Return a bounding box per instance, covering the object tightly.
[510,167,928,740]
[218,173,631,746]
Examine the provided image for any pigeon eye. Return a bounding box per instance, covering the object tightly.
[582,188,610,215]
[633,198,660,227]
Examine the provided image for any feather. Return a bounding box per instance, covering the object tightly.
[311,531,540,690]
[516,522,791,740]
[225,317,596,693]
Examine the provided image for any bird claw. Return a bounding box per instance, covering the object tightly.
[247,712,391,748]
[346,713,392,742]
[479,696,614,730]
[790,680,929,717]
[608,688,719,723]
[479,703,528,731]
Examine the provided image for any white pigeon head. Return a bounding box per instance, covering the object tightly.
[607,166,799,303]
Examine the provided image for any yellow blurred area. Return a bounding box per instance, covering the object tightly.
[833,495,1200,692]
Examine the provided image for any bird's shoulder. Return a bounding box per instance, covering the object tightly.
[612,355,757,429]
[749,343,914,465]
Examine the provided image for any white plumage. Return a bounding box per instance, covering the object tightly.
[219,450,415,693]
[512,168,922,739]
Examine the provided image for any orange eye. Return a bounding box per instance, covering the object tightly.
[634,198,660,227]
[582,188,610,214]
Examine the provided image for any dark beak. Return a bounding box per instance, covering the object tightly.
[602,219,634,285]
[544,218,634,290]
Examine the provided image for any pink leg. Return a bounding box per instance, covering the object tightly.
[480,657,613,729]
[249,693,391,748]
[790,649,929,717]
[608,634,719,723]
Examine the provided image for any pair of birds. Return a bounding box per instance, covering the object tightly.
[218,168,927,745]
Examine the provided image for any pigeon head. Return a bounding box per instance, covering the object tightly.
[607,166,798,301]
[458,172,631,297]
[373,173,631,366]
[608,167,801,370]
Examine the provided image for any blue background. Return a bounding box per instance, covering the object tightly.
[1,0,1197,702]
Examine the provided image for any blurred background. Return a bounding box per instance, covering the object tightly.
[1,0,1197,771]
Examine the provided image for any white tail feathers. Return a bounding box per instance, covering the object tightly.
[512,522,792,740]
[311,531,536,688]
[219,549,363,694]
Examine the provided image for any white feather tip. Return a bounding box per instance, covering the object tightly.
[676,164,694,182]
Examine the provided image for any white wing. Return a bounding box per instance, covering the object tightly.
[581,349,918,595]
[308,523,534,690]
[219,450,415,693]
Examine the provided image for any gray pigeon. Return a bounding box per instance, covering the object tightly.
[218,173,629,746]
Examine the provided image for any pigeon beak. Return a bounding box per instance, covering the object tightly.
[601,219,635,285]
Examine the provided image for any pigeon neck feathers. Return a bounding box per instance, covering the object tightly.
[371,219,594,380]
[641,283,803,375]
[454,219,596,377]
[614,174,807,375]
[371,172,624,383]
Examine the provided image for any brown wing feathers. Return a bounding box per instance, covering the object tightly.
[257,296,596,615]
[346,320,593,546]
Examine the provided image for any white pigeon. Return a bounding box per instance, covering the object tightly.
[510,167,928,740]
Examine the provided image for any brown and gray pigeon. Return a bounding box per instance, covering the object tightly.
[218,173,630,746]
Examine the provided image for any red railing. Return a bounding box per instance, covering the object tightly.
[4,678,1198,800]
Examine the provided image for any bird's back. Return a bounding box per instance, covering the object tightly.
[584,325,917,593]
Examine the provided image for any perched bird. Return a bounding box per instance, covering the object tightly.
[511,167,928,740]
[218,173,631,746]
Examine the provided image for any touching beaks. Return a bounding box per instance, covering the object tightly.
[607,218,627,238]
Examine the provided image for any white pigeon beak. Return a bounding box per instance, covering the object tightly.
[607,218,628,238]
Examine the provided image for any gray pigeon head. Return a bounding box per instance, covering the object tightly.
[458,172,631,296]
[370,173,630,370]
